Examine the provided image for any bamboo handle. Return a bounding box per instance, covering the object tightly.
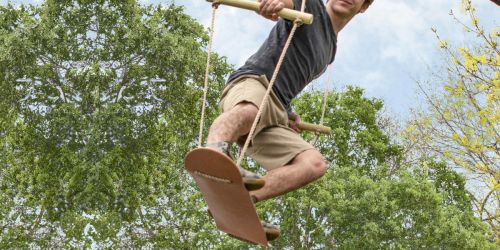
[291,121,332,134]
[207,0,314,25]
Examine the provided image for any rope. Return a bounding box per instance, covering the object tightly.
[198,4,219,147]
[194,171,232,184]
[313,65,332,146]
[319,66,331,127]
[236,1,307,167]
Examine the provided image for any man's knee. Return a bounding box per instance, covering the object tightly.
[231,102,258,122]
[295,150,327,179]
[310,154,327,179]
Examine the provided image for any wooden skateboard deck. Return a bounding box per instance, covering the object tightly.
[185,147,268,246]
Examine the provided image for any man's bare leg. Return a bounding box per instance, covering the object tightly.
[206,102,258,144]
[207,102,327,201]
[250,149,327,202]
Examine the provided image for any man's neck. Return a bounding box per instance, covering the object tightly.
[326,7,353,35]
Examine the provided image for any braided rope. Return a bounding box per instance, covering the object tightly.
[236,1,307,167]
[313,65,332,146]
[198,4,219,147]
[194,171,232,184]
[319,66,331,127]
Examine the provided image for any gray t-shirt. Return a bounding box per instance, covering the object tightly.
[226,0,337,112]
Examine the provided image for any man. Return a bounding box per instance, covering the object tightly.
[205,0,372,238]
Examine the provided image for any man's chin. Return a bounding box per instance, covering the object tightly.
[331,7,354,17]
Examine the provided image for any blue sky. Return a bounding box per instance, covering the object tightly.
[2,0,499,120]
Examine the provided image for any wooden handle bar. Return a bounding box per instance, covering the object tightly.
[207,0,314,25]
[291,121,332,134]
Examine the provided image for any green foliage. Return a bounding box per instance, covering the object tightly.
[297,87,402,172]
[0,0,230,247]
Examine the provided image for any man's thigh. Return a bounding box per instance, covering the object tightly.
[220,77,266,114]
[247,126,315,171]
[219,76,289,139]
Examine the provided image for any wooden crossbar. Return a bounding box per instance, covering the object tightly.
[294,121,332,134]
[207,0,314,25]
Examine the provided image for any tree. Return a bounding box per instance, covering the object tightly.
[0,0,230,247]
[402,0,500,243]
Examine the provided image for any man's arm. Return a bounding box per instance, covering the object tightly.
[258,0,294,21]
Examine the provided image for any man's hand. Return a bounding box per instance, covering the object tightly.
[258,0,286,21]
[288,112,301,133]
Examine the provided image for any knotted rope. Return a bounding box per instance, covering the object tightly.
[198,3,219,147]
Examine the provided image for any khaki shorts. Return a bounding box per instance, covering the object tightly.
[220,75,314,171]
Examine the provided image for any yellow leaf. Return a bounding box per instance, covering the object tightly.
[443,110,451,120]
[476,162,488,172]
[456,84,464,96]
[479,111,488,125]
[475,55,487,64]
[465,58,478,72]
[461,136,469,146]
[490,109,500,123]
[490,177,497,187]
[438,40,448,49]
[444,151,451,158]
[493,78,499,89]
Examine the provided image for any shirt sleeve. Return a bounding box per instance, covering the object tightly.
[292,0,302,10]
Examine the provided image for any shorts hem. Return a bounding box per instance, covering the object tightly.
[263,146,316,171]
